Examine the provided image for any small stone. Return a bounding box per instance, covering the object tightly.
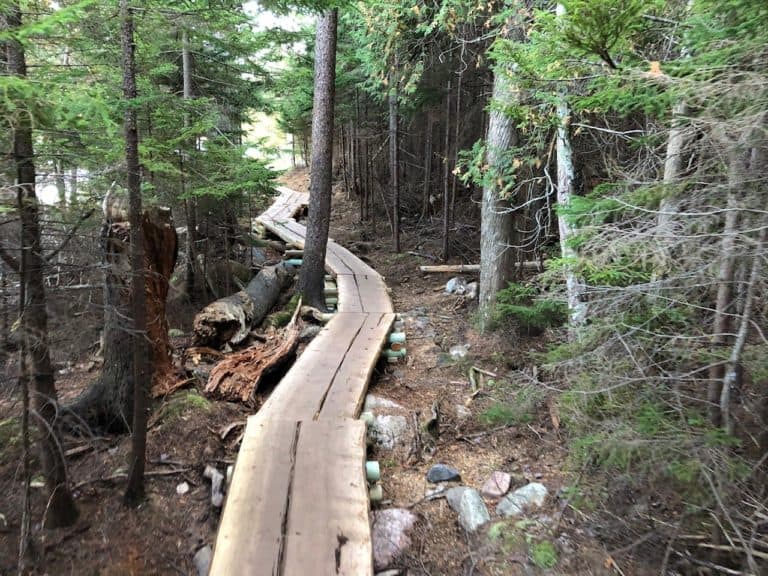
[426,464,461,483]
[370,415,409,449]
[176,481,190,495]
[465,282,478,300]
[449,344,468,360]
[481,471,511,498]
[193,545,212,576]
[372,509,418,571]
[375,571,402,576]
[496,482,548,518]
[456,489,491,533]
[364,394,404,412]
[299,325,322,342]
[445,486,469,511]
[455,405,472,421]
[445,276,467,294]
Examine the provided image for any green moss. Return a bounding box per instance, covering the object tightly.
[157,390,211,424]
[530,540,558,568]
[265,293,301,328]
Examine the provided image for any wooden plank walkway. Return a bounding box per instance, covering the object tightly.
[210,186,393,576]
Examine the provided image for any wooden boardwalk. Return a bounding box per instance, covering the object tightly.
[210,187,393,575]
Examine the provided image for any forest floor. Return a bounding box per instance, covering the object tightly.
[0,168,659,575]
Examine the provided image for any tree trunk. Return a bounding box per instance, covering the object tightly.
[657,101,690,234]
[389,59,400,253]
[299,9,337,310]
[707,136,750,426]
[442,79,452,260]
[181,26,200,303]
[5,3,79,528]
[421,111,433,221]
[122,0,150,505]
[68,208,178,423]
[478,66,518,331]
[555,5,586,329]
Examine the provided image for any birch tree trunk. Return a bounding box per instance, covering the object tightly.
[657,101,690,234]
[555,4,586,328]
[299,9,337,309]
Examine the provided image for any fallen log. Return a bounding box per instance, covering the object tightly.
[419,262,542,273]
[193,262,295,348]
[205,303,301,404]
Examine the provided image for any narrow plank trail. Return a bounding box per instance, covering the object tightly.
[210,186,393,575]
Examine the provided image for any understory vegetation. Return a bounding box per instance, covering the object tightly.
[1,0,766,573]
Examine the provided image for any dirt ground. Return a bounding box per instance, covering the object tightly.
[0,168,655,575]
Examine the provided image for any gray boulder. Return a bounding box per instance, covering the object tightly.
[496,482,548,518]
[372,508,418,570]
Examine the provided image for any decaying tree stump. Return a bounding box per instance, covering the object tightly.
[192,262,295,348]
[69,205,178,431]
[205,308,301,404]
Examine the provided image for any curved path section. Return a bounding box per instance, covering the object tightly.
[210,187,393,575]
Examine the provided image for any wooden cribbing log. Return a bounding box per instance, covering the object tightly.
[419,262,542,273]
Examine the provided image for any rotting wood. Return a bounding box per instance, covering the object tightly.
[205,302,302,404]
[193,262,295,348]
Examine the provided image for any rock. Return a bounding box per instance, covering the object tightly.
[481,471,511,499]
[496,482,548,517]
[455,404,472,421]
[445,486,469,511]
[465,282,478,300]
[370,414,409,449]
[456,489,491,533]
[250,247,267,265]
[426,464,461,483]
[299,325,322,342]
[193,545,212,576]
[176,481,190,495]
[364,394,404,412]
[445,276,468,294]
[372,509,418,571]
[375,570,403,576]
[449,344,469,360]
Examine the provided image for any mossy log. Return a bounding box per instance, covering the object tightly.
[192,262,295,348]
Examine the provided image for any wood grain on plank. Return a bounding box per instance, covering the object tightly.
[210,417,298,576]
[283,420,372,576]
[320,313,395,420]
[258,313,368,421]
[336,274,363,312]
[355,274,393,313]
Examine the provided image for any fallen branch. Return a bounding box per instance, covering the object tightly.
[419,262,541,273]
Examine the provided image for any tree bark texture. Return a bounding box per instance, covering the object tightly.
[120,0,149,505]
[478,67,518,331]
[193,262,295,348]
[657,101,690,234]
[300,9,337,310]
[389,60,400,253]
[68,214,177,435]
[707,137,751,426]
[5,3,79,528]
